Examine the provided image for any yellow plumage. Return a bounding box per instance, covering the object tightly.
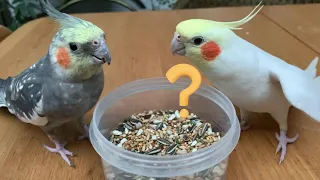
[176,1,264,38]
[61,22,104,44]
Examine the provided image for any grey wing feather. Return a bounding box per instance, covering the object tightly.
[4,61,48,126]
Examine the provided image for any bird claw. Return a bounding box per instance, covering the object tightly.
[78,124,89,140]
[240,121,251,131]
[42,142,74,167]
[240,109,250,131]
[275,130,299,164]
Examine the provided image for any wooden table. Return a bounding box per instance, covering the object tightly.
[0,4,320,180]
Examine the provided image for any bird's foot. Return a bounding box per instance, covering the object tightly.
[240,121,251,131]
[42,140,75,167]
[240,109,251,131]
[78,123,89,140]
[275,130,299,164]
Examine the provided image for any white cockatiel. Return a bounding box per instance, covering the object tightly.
[170,1,320,164]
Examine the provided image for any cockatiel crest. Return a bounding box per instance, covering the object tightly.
[41,0,111,80]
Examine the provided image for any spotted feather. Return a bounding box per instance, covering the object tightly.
[2,60,48,126]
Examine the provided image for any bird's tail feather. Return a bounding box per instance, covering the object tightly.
[305,57,318,78]
[0,78,7,107]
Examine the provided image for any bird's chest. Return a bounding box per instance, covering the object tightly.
[205,68,277,112]
[43,75,104,117]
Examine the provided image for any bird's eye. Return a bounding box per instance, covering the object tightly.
[193,37,204,45]
[69,43,78,51]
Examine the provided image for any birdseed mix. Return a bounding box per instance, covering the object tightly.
[104,109,226,180]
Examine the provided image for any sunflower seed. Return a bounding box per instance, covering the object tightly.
[136,123,143,129]
[207,127,213,135]
[157,138,171,145]
[117,138,127,147]
[182,124,189,130]
[199,123,210,137]
[130,118,142,125]
[175,110,180,118]
[124,123,134,130]
[146,148,161,155]
[125,128,129,134]
[191,140,197,147]
[192,133,198,141]
[190,117,200,121]
[112,130,122,136]
[168,114,176,121]
[166,143,178,154]
[156,122,163,130]
[120,138,127,144]
[195,121,203,127]
[153,119,162,124]
[188,123,197,132]
[117,124,125,132]
[169,149,177,155]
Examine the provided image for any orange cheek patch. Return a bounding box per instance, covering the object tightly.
[201,41,221,61]
[56,47,71,68]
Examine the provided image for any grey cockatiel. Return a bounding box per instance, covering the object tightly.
[170,2,320,164]
[0,0,111,166]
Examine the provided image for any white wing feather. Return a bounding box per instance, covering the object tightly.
[269,57,320,122]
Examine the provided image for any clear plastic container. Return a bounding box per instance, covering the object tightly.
[89,77,240,180]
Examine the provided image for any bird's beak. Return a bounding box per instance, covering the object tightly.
[92,41,112,65]
[170,32,186,56]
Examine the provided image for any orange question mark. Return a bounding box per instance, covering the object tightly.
[166,64,202,119]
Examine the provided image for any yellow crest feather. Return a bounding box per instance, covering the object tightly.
[41,0,104,43]
[176,1,264,37]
